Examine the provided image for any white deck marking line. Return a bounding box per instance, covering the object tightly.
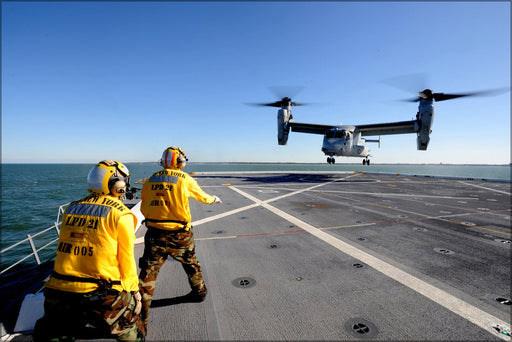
[246,187,478,200]
[458,180,512,195]
[135,177,350,245]
[191,176,351,227]
[312,191,479,200]
[193,203,261,226]
[304,190,512,237]
[322,222,377,230]
[196,235,238,241]
[319,213,512,237]
[229,185,511,340]
[232,184,479,200]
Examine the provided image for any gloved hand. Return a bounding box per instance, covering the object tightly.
[213,195,222,204]
[133,291,142,315]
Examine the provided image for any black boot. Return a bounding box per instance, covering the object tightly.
[185,289,207,302]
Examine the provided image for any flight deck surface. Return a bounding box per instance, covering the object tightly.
[133,171,511,341]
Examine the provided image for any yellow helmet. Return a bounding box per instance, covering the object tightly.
[160,146,188,169]
[87,160,131,196]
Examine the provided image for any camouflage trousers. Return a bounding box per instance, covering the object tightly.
[33,287,145,341]
[138,226,206,328]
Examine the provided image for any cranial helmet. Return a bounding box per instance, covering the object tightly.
[87,160,131,196]
[161,146,188,169]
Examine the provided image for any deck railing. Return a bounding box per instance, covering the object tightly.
[0,203,69,275]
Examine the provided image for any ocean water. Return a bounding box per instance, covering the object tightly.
[1,162,510,269]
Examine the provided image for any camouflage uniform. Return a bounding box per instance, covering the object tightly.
[138,225,207,328]
[33,287,145,341]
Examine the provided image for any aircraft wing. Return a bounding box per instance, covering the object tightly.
[357,120,417,136]
[288,121,334,135]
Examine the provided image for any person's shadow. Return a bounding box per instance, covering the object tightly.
[151,293,203,307]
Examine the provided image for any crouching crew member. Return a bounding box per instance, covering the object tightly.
[138,146,222,330]
[34,160,145,341]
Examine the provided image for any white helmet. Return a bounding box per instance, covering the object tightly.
[87,160,131,196]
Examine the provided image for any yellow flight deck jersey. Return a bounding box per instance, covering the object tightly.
[141,168,215,231]
[45,194,139,293]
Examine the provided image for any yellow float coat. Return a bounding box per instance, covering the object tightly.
[141,169,215,230]
[45,194,139,293]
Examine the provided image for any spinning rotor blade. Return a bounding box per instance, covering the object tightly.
[249,97,308,108]
[266,98,306,107]
[381,73,429,95]
[406,87,509,102]
[247,85,309,107]
[383,74,509,102]
[432,92,474,102]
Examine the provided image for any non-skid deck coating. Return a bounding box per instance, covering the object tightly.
[127,171,511,341]
[6,171,510,342]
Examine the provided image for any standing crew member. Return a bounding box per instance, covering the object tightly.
[34,160,145,341]
[138,146,221,329]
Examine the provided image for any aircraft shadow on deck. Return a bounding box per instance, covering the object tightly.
[194,173,377,184]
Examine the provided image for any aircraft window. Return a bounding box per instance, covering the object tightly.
[324,131,336,138]
[335,131,346,138]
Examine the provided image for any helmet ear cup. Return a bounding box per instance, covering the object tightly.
[176,147,188,168]
[110,179,126,197]
[176,155,187,168]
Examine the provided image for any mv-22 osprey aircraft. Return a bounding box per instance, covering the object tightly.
[256,88,503,164]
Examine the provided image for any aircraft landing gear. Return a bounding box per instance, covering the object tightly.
[327,157,335,164]
[362,158,370,165]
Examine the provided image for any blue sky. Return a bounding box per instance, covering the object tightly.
[2,1,510,164]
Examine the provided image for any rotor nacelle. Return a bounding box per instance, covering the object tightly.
[277,108,291,145]
[416,99,434,150]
